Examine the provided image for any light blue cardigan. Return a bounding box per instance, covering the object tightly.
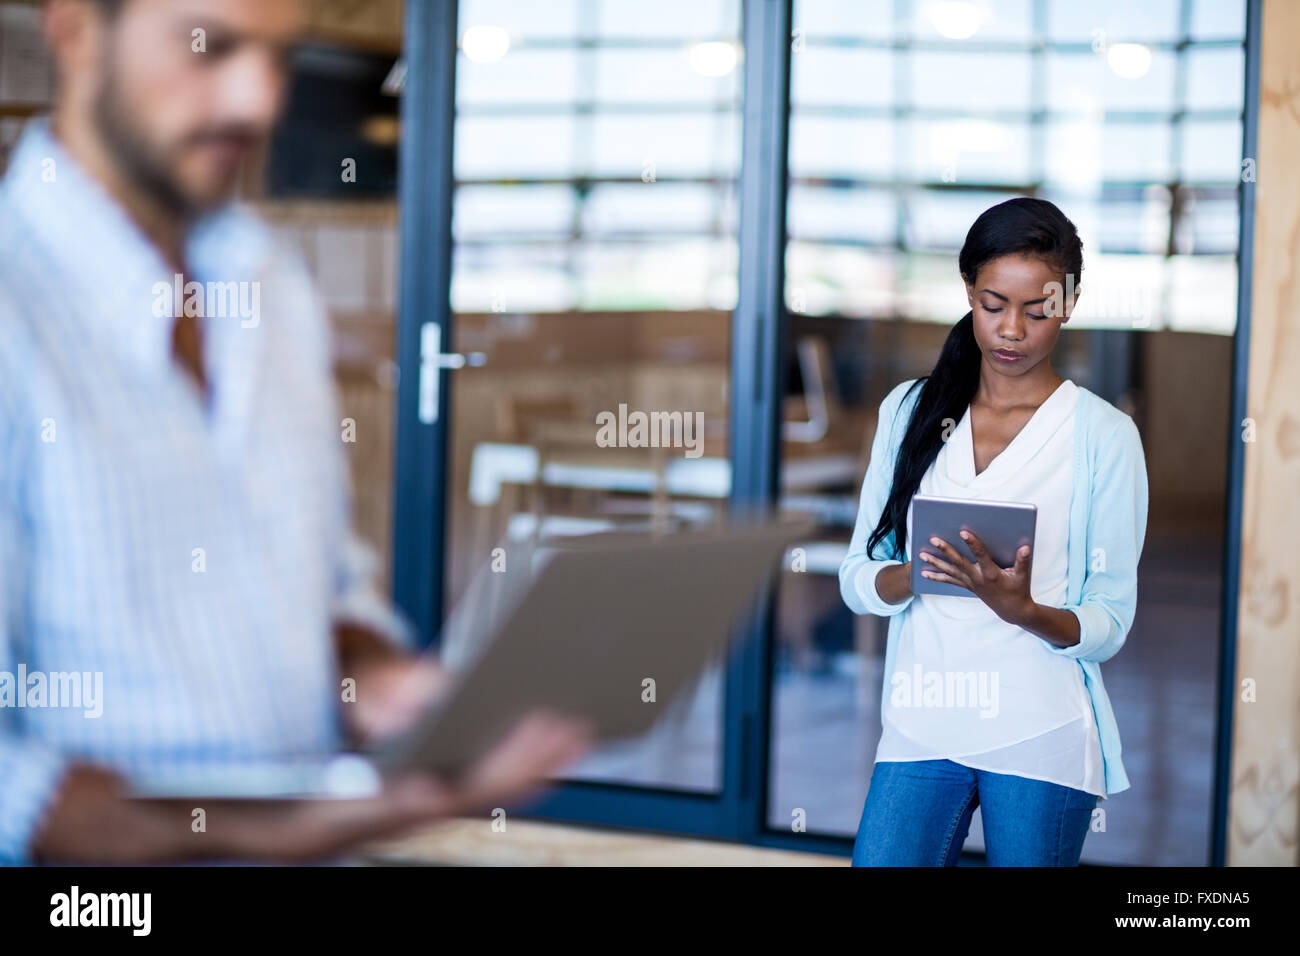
[839,378,1149,795]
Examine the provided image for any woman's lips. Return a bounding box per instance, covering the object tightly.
[992,348,1025,363]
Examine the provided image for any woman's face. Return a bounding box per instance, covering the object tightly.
[964,254,1075,379]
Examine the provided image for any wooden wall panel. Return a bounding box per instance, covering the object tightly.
[1229,0,1300,866]
[306,0,404,54]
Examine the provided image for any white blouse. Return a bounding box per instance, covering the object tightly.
[875,379,1106,797]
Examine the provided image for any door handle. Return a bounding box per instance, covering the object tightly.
[418,322,486,424]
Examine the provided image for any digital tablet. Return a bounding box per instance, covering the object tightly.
[909,494,1036,598]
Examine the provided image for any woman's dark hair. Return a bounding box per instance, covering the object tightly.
[865,197,1083,560]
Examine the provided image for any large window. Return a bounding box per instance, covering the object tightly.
[784,0,1244,333]
[451,0,742,315]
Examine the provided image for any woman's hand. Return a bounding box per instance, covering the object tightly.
[917,530,1034,626]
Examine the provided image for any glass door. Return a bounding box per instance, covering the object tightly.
[397,0,746,800]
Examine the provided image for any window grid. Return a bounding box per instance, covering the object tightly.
[450,0,1246,325]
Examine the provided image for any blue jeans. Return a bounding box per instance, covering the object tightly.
[852,759,1099,866]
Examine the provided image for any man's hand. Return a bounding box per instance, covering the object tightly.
[346,652,448,745]
[31,711,594,864]
[33,626,597,863]
[208,710,594,863]
[335,624,447,745]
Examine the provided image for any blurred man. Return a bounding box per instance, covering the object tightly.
[0,0,590,864]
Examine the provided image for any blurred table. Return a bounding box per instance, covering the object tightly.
[361,817,846,867]
[468,441,860,506]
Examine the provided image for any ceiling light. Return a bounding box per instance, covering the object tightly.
[688,41,739,77]
[1106,42,1152,79]
[924,1,987,40]
[462,25,510,63]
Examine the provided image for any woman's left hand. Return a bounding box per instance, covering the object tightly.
[918,530,1034,626]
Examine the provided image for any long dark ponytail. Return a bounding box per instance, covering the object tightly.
[865,197,1083,560]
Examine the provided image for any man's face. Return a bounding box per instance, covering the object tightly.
[91,0,305,216]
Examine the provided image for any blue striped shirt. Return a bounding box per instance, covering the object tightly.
[0,121,411,863]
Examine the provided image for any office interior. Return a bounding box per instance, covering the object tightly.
[2,0,1295,867]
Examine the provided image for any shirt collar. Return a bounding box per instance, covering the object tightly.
[1,119,272,376]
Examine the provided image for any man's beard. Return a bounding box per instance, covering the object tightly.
[93,74,206,221]
[92,58,258,222]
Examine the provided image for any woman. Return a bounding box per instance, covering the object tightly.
[839,197,1148,866]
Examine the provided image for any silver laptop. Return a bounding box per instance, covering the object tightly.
[127,518,810,799]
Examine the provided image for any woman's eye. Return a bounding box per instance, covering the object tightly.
[983,306,1003,313]
[1027,313,1046,320]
